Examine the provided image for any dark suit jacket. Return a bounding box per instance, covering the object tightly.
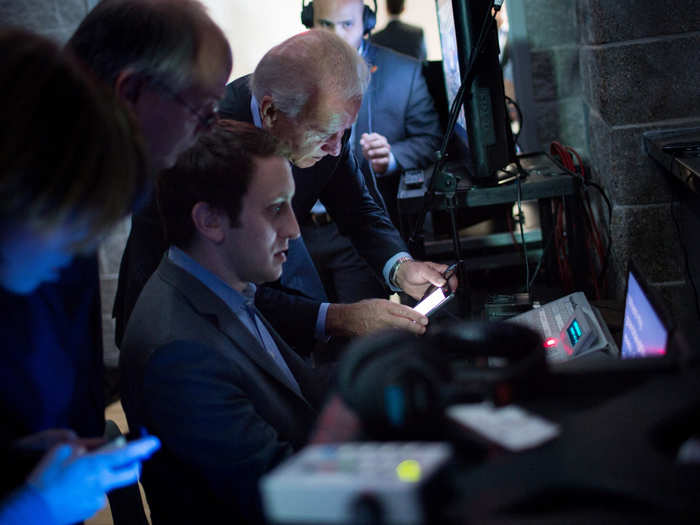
[0,256,106,497]
[218,75,408,347]
[356,42,442,226]
[371,20,427,61]
[113,76,408,353]
[120,256,329,524]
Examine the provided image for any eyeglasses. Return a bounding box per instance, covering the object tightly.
[149,78,219,129]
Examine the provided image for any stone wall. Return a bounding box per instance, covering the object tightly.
[578,0,700,326]
[511,0,700,329]
[508,0,586,154]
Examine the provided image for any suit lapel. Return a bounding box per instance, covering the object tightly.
[157,257,313,405]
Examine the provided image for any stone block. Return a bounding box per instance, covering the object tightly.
[586,109,700,206]
[580,33,700,126]
[530,46,581,102]
[524,0,578,50]
[609,204,684,296]
[533,97,587,154]
[577,0,700,45]
[654,282,698,334]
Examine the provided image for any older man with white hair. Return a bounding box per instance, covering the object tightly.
[219,29,452,355]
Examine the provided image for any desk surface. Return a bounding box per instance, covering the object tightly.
[397,153,578,214]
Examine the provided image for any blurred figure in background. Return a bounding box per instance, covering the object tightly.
[371,0,427,60]
[0,28,159,525]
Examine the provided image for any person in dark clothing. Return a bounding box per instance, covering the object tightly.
[0,28,158,525]
[371,0,427,60]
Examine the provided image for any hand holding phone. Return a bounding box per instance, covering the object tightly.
[413,263,458,317]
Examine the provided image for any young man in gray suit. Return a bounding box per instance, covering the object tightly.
[119,121,328,524]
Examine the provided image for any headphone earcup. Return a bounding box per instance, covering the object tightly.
[338,330,449,438]
[301,1,314,29]
[362,4,376,34]
[433,321,546,404]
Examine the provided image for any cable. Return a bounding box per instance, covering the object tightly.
[546,146,613,297]
[412,0,502,244]
[670,197,700,320]
[515,170,530,294]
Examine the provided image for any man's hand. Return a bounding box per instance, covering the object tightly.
[326,299,428,337]
[360,132,392,174]
[27,436,160,525]
[395,260,456,300]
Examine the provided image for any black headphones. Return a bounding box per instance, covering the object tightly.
[301,0,378,35]
[336,321,547,439]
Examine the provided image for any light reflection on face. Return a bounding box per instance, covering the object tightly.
[222,156,301,289]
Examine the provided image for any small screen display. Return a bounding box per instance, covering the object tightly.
[621,271,668,358]
[567,319,583,346]
[414,287,446,316]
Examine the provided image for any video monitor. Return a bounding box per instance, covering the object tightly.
[434,0,515,182]
[621,264,669,359]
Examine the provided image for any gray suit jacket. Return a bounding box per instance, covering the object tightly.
[120,256,328,524]
[355,42,442,225]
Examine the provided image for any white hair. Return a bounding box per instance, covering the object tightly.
[251,29,370,119]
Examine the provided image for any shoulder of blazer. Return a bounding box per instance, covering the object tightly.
[367,42,420,74]
[219,75,254,122]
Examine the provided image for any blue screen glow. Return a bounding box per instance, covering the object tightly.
[621,272,668,358]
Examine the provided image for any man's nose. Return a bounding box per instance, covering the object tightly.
[282,206,301,240]
[321,131,343,157]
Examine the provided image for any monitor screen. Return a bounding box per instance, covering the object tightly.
[434,0,515,181]
[621,269,668,358]
[436,0,467,132]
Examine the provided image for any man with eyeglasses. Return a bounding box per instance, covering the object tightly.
[0,2,231,524]
[64,0,233,348]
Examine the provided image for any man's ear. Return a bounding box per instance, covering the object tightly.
[259,95,279,131]
[191,202,226,244]
[114,69,147,107]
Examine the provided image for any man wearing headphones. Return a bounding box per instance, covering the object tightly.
[302,0,442,304]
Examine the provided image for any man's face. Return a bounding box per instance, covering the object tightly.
[269,93,361,168]
[134,66,230,171]
[313,0,366,50]
[223,156,300,286]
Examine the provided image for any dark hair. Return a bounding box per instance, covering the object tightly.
[158,120,281,250]
[386,0,405,16]
[0,28,149,245]
[67,0,231,90]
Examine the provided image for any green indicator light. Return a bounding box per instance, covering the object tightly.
[396,459,422,483]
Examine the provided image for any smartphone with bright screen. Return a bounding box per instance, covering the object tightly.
[414,286,449,316]
[413,263,457,317]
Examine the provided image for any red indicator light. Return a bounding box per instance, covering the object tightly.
[544,338,558,349]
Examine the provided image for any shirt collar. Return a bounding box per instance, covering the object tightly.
[168,245,256,312]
